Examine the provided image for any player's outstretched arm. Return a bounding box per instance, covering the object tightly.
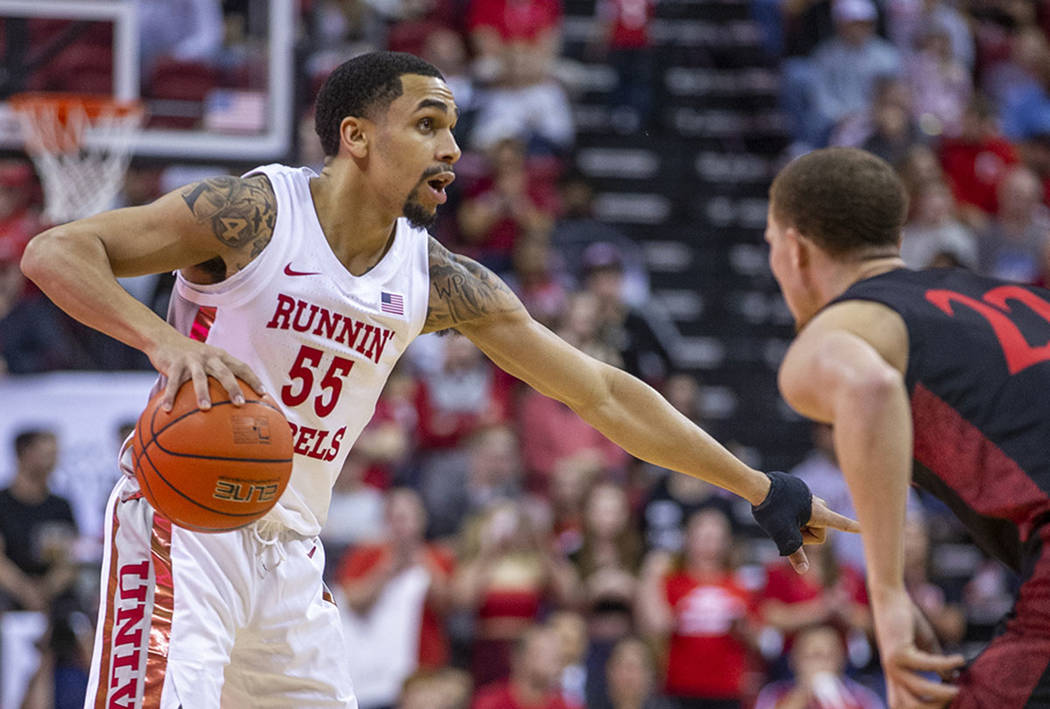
[20,175,274,408]
[424,239,857,570]
[779,301,964,709]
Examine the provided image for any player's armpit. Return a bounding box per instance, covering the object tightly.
[422,237,523,333]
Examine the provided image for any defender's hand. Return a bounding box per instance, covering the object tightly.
[148,333,266,410]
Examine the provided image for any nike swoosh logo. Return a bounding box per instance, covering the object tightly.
[284,263,321,277]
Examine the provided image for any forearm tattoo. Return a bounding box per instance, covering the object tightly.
[424,237,520,333]
[180,175,276,255]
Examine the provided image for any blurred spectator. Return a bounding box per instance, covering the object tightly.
[504,233,572,327]
[518,382,628,493]
[902,516,966,650]
[421,424,523,539]
[753,625,884,709]
[471,624,573,708]
[590,0,656,133]
[636,508,757,708]
[466,0,574,155]
[939,95,1020,229]
[457,137,560,271]
[642,471,740,553]
[321,450,386,558]
[550,610,589,707]
[977,164,1050,281]
[358,363,419,487]
[758,542,871,664]
[416,332,513,452]
[1022,133,1050,207]
[582,242,674,383]
[979,26,1048,110]
[900,179,979,269]
[556,291,624,367]
[0,430,79,614]
[782,0,901,151]
[452,501,579,687]
[551,171,652,309]
[833,77,923,166]
[572,482,644,580]
[572,483,646,708]
[897,143,945,206]
[136,0,224,78]
[398,667,473,709]
[907,24,972,138]
[467,0,561,84]
[338,488,456,709]
[549,452,606,559]
[999,30,1050,143]
[602,636,676,709]
[886,0,974,70]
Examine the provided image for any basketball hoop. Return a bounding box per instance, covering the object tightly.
[11,93,145,224]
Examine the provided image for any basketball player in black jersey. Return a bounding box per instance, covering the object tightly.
[767,146,1050,708]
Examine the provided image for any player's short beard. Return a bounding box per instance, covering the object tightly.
[402,185,437,229]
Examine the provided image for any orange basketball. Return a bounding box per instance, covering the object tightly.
[133,377,293,532]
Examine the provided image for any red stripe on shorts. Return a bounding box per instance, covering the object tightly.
[143,514,175,708]
[92,502,122,709]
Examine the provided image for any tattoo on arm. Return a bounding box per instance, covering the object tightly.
[424,237,520,333]
[180,175,276,254]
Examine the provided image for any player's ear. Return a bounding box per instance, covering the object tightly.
[785,226,809,269]
[339,116,369,159]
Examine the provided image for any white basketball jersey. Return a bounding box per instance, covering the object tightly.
[167,164,430,536]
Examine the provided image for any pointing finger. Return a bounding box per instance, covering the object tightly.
[811,502,861,533]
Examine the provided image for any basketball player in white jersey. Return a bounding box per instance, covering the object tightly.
[22,52,857,708]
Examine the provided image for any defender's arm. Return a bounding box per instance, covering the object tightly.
[779,302,963,708]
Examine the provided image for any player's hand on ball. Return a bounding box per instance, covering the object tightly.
[148,332,266,411]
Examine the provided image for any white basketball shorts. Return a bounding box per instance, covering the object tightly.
[83,476,357,709]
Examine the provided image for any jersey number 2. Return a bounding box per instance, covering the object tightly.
[281,345,355,417]
[926,286,1050,375]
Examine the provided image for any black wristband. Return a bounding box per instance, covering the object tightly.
[751,471,813,556]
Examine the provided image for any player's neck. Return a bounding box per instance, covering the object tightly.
[309,169,400,277]
[822,254,905,305]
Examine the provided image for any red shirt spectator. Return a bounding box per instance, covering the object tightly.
[467,0,562,42]
[598,0,652,49]
[663,570,754,698]
[940,135,1018,214]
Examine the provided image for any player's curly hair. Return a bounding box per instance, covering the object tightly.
[770,148,908,257]
[314,51,445,157]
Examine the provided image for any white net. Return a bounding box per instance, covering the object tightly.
[12,96,144,224]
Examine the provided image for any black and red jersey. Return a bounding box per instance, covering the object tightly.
[830,268,1050,572]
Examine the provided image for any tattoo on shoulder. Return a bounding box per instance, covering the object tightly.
[424,238,519,333]
[180,174,276,255]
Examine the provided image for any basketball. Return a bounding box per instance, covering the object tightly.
[133,377,294,532]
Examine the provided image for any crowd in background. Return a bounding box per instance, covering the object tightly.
[0,0,1048,706]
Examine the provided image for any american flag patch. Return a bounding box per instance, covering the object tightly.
[380,291,404,315]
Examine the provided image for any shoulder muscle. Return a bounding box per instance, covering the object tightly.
[423,237,523,333]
